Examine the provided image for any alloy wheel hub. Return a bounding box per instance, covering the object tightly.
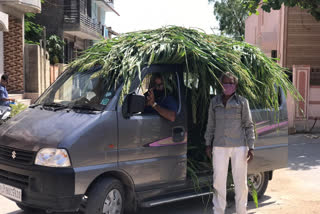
[102,189,122,214]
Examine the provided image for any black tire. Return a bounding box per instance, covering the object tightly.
[83,177,125,214]
[16,203,44,213]
[248,172,269,201]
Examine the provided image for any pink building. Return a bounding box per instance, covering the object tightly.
[245,6,320,133]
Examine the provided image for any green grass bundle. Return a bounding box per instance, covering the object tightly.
[69,26,299,124]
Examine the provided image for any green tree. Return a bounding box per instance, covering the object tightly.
[24,1,64,64]
[243,0,320,20]
[47,35,65,64]
[210,0,249,40]
[24,0,44,44]
[25,12,43,44]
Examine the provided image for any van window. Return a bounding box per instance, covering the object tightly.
[310,69,320,86]
[36,67,120,110]
[136,72,180,114]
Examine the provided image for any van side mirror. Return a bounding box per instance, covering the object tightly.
[122,93,145,119]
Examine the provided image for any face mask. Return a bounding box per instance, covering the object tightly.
[223,84,236,96]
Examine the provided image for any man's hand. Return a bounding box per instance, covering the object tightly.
[4,98,15,102]
[247,149,254,162]
[146,89,155,106]
[206,146,212,159]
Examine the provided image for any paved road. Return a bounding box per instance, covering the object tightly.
[1,134,320,214]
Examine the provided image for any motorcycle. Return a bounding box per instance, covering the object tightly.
[0,105,11,126]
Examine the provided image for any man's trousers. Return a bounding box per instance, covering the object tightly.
[212,146,248,214]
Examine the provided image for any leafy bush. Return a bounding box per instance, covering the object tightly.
[10,103,27,117]
[47,35,65,65]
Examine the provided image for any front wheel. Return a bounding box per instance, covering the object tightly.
[83,178,125,214]
[248,172,269,200]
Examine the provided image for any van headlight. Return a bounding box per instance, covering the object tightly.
[35,148,71,167]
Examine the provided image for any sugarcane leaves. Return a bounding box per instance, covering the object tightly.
[68,26,301,116]
[148,50,155,66]
[187,159,202,193]
[248,179,259,208]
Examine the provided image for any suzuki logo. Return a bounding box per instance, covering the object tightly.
[12,151,16,159]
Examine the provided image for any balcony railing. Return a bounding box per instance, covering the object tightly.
[79,13,102,33]
[63,1,102,36]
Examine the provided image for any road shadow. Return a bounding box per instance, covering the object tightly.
[288,135,320,171]
[225,195,275,214]
[247,195,275,209]
[138,194,274,214]
[6,195,275,214]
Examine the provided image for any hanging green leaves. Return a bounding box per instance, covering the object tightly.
[69,26,300,125]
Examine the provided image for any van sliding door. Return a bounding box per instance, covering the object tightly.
[249,87,288,174]
[117,65,187,191]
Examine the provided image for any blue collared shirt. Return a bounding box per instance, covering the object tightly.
[0,84,9,106]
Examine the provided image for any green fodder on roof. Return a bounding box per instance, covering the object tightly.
[69,26,300,124]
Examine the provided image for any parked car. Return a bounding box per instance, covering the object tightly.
[0,64,288,213]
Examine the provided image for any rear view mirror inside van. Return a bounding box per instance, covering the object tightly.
[122,93,145,118]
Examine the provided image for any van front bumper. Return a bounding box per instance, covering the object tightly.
[0,161,83,212]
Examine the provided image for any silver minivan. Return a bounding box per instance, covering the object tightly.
[0,64,288,213]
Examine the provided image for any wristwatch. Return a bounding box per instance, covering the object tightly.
[152,102,157,108]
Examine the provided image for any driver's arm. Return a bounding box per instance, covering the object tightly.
[153,105,176,122]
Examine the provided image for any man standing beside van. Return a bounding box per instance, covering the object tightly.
[205,72,255,214]
[0,74,15,106]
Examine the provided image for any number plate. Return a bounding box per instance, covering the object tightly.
[0,183,22,202]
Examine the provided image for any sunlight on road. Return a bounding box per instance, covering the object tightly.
[0,195,20,214]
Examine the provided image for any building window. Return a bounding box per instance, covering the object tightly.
[87,0,92,17]
[310,68,320,86]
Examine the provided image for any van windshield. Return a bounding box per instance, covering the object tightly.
[35,67,118,111]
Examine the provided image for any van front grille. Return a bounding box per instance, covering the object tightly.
[0,145,35,165]
[0,169,29,188]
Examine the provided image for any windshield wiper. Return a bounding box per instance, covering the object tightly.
[42,102,69,111]
[69,104,102,112]
[29,104,42,108]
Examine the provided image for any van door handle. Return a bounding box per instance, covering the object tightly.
[172,126,185,142]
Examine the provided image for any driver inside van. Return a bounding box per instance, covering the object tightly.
[144,73,178,122]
